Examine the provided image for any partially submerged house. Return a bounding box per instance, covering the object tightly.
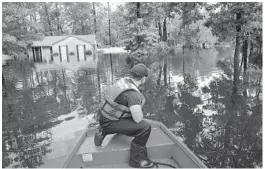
[29,35,96,64]
[2,54,14,66]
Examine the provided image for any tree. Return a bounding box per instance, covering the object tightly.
[122,2,159,66]
[2,2,42,57]
[40,3,53,36]
[64,2,94,35]
[204,2,262,100]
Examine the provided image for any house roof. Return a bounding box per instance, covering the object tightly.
[32,35,96,47]
[2,54,14,61]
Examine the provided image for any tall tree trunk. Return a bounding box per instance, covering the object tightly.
[232,12,242,104]
[242,39,248,97]
[136,2,140,18]
[81,23,85,35]
[136,2,141,46]
[182,3,188,29]
[72,21,76,34]
[108,2,111,47]
[29,15,34,31]
[93,2,97,34]
[162,17,167,41]
[60,25,63,34]
[158,19,162,41]
[55,3,60,35]
[43,3,53,36]
[34,11,38,33]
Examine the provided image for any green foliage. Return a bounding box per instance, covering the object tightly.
[2,2,42,57]
[122,3,159,55]
[204,2,262,43]
[64,2,94,35]
[172,2,205,27]
[169,3,212,48]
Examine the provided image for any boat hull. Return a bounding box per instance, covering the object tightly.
[61,120,207,168]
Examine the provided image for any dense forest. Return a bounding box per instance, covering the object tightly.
[2,2,262,168]
[2,2,262,76]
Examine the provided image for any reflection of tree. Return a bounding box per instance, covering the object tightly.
[2,89,61,168]
[174,74,204,150]
[2,60,77,168]
[196,60,262,167]
[2,57,112,168]
[76,68,98,116]
[142,66,179,128]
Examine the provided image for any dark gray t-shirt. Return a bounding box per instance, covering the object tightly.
[114,90,142,107]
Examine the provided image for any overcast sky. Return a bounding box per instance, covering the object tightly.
[104,2,218,11]
[102,2,124,11]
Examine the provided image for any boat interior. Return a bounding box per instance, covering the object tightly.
[62,121,207,168]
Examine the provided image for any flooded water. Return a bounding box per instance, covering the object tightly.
[2,47,262,168]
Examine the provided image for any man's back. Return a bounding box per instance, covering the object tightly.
[114,90,142,109]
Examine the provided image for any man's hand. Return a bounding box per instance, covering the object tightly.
[129,105,143,123]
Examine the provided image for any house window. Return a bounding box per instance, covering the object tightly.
[59,45,69,62]
[77,45,86,61]
[50,47,53,62]
[32,47,43,63]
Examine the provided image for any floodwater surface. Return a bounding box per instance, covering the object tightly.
[2,47,262,168]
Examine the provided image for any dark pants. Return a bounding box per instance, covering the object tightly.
[99,115,151,146]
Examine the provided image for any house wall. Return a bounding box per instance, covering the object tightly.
[52,37,94,64]
[28,48,34,60]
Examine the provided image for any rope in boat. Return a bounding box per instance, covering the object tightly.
[152,160,177,168]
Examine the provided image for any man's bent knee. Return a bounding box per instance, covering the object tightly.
[135,120,151,137]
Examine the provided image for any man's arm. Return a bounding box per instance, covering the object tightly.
[125,91,144,123]
[129,105,143,123]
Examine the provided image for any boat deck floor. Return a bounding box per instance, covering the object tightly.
[65,125,181,168]
[41,121,207,168]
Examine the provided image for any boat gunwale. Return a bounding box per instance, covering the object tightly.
[60,126,97,168]
[158,121,208,168]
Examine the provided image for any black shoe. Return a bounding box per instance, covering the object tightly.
[94,126,106,146]
[129,142,154,168]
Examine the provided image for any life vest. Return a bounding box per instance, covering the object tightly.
[100,77,146,121]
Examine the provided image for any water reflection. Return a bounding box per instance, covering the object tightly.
[2,60,99,168]
[2,47,262,168]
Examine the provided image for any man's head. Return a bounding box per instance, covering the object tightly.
[130,63,148,85]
